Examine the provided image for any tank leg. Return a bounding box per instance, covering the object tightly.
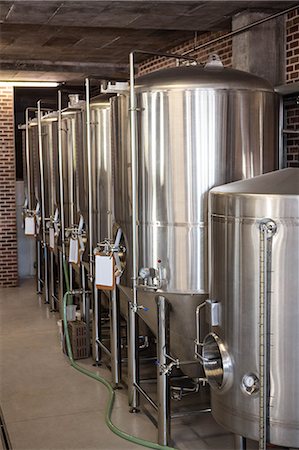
[50,251,55,311]
[81,265,89,348]
[156,295,171,446]
[59,251,64,316]
[110,287,121,388]
[37,240,42,294]
[234,435,247,450]
[93,287,101,365]
[69,263,73,293]
[81,264,86,317]
[44,244,49,304]
[128,302,139,412]
[82,268,90,356]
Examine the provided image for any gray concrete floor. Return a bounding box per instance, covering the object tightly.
[0,278,244,450]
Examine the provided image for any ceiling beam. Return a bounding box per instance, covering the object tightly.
[0,59,129,80]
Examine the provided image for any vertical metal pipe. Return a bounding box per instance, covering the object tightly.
[25,108,32,210]
[128,302,139,410]
[94,286,100,363]
[50,251,55,310]
[110,287,121,387]
[37,240,42,294]
[81,264,86,318]
[129,52,138,306]
[58,91,65,257]
[85,78,94,282]
[234,435,247,450]
[258,219,276,450]
[58,92,66,308]
[37,101,49,304]
[156,295,170,446]
[59,249,64,315]
[81,264,89,346]
[128,51,139,411]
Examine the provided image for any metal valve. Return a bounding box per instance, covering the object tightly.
[242,373,259,395]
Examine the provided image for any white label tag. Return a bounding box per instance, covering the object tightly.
[69,238,79,264]
[49,227,55,250]
[95,255,115,290]
[25,216,35,236]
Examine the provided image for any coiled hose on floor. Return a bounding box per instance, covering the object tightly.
[62,260,177,450]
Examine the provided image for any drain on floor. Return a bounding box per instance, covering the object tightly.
[0,406,12,450]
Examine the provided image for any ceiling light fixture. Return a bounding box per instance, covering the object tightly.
[0,81,59,88]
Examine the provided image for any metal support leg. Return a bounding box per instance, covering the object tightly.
[234,435,247,450]
[69,263,73,293]
[50,251,55,311]
[156,295,170,446]
[44,244,49,304]
[128,302,139,412]
[93,287,101,364]
[110,287,121,387]
[59,251,64,316]
[37,240,42,294]
[81,264,87,319]
[81,265,90,350]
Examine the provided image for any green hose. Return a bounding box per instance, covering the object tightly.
[62,259,177,450]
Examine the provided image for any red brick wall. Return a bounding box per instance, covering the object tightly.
[285,8,299,168]
[285,102,299,168]
[286,8,299,84]
[137,31,232,76]
[0,87,18,287]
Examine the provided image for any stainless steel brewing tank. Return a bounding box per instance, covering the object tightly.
[28,120,40,211]
[40,113,59,229]
[90,99,112,247]
[207,168,299,447]
[60,107,87,250]
[112,65,277,375]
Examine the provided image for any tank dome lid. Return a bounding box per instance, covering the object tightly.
[136,65,273,92]
[210,169,299,219]
[211,168,299,196]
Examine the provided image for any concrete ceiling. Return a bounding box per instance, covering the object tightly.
[0,0,297,83]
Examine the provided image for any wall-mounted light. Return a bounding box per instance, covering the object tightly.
[0,81,59,88]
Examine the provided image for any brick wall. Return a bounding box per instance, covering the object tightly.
[286,8,299,83]
[137,31,232,76]
[285,101,299,168]
[285,8,299,168]
[0,87,18,287]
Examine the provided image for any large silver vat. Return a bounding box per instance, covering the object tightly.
[90,98,112,247]
[40,113,59,239]
[207,168,299,447]
[28,120,40,213]
[112,64,278,374]
[60,106,86,251]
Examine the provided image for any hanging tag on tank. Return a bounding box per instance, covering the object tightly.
[49,227,55,250]
[95,254,115,291]
[24,216,35,236]
[69,237,80,265]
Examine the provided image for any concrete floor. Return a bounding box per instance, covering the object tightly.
[0,278,243,450]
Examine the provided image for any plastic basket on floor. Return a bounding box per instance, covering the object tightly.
[67,320,90,360]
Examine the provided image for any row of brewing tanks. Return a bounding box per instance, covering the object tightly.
[20,54,299,450]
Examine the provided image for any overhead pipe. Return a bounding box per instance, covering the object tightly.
[181,5,298,57]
